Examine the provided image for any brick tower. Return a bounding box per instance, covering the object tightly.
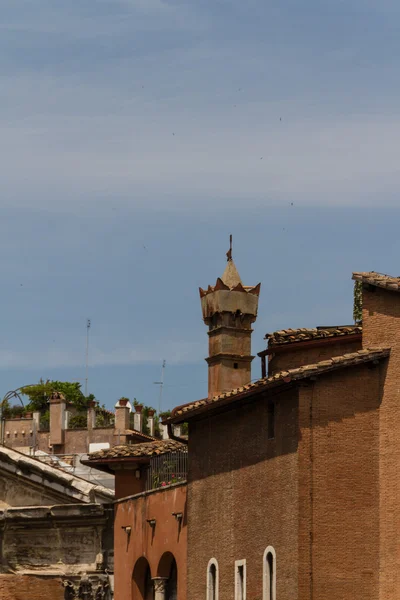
[199,239,261,398]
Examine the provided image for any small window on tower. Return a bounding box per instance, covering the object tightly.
[268,401,275,439]
[234,362,239,370]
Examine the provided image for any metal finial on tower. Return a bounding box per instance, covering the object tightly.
[226,234,233,262]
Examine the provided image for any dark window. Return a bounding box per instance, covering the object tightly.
[235,562,245,600]
[233,362,239,370]
[267,401,275,439]
[208,562,217,600]
[264,549,276,600]
[267,552,274,599]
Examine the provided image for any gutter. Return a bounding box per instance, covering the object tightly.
[167,422,188,445]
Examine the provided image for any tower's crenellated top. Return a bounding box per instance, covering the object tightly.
[199,237,260,322]
[199,237,261,397]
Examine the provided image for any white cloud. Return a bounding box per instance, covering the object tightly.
[2,99,400,211]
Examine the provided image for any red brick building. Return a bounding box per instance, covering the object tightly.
[89,258,400,600]
[86,439,188,600]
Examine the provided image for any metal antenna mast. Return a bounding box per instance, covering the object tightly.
[85,319,91,396]
[154,359,166,415]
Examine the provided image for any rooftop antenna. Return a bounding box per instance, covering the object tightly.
[85,319,91,396]
[154,359,166,415]
[226,234,233,262]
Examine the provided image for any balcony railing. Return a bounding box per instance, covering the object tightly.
[146,451,188,491]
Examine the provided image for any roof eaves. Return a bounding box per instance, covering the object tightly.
[167,348,390,424]
[352,271,400,292]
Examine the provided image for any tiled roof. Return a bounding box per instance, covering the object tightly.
[0,446,114,504]
[352,271,400,292]
[87,439,187,461]
[168,348,389,422]
[265,326,362,347]
[124,429,156,441]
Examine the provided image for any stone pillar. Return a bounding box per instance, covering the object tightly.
[153,577,168,600]
[173,424,182,438]
[49,392,66,447]
[133,404,143,432]
[147,409,155,436]
[115,402,130,433]
[87,402,96,430]
[159,422,169,440]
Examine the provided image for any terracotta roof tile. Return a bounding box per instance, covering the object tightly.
[352,271,400,292]
[87,439,187,461]
[123,429,156,441]
[265,325,362,346]
[168,348,389,422]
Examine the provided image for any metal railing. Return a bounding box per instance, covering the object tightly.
[146,451,188,491]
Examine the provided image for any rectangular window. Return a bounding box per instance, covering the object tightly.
[235,559,246,600]
[267,401,275,439]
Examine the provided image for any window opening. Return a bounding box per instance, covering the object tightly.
[235,560,246,600]
[263,547,276,600]
[207,560,219,600]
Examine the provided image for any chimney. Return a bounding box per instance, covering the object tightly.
[49,392,66,447]
[133,404,143,432]
[199,240,260,398]
[173,424,182,438]
[115,399,130,434]
[147,409,155,437]
[87,401,96,430]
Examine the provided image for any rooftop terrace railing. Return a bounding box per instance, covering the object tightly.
[146,451,188,491]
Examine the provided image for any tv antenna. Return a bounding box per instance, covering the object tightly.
[85,319,91,396]
[154,359,166,415]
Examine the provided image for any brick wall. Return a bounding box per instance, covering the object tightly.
[361,285,400,599]
[268,337,361,375]
[0,575,64,600]
[298,364,382,600]
[2,424,116,455]
[187,388,299,600]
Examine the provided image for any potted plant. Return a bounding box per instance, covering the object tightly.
[118,397,129,407]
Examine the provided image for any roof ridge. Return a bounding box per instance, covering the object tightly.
[265,325,362,345]
[168,347,390,422]
[87,438,187,461]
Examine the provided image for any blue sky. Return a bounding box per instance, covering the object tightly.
[1,0,400,411]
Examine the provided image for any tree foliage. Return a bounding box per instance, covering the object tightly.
[20,380,96,413]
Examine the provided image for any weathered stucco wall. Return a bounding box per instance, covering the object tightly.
[0,504,114,576]
[114,483,187,600]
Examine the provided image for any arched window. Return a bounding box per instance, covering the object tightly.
[263,547,276,600]
[207,558,219,600]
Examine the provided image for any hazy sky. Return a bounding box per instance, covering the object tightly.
[1,0,400,411]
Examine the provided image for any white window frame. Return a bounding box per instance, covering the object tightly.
[206,558,219,600]
[263,546,276,600]
[235,559,246,600]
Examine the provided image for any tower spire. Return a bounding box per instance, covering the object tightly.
[226,234,233,262]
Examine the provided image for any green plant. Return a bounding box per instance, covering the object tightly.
[68,414,87,429]
[353,280,363,324]
[20,380,98,415]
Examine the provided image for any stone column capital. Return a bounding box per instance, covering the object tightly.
[153,577,168,596]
